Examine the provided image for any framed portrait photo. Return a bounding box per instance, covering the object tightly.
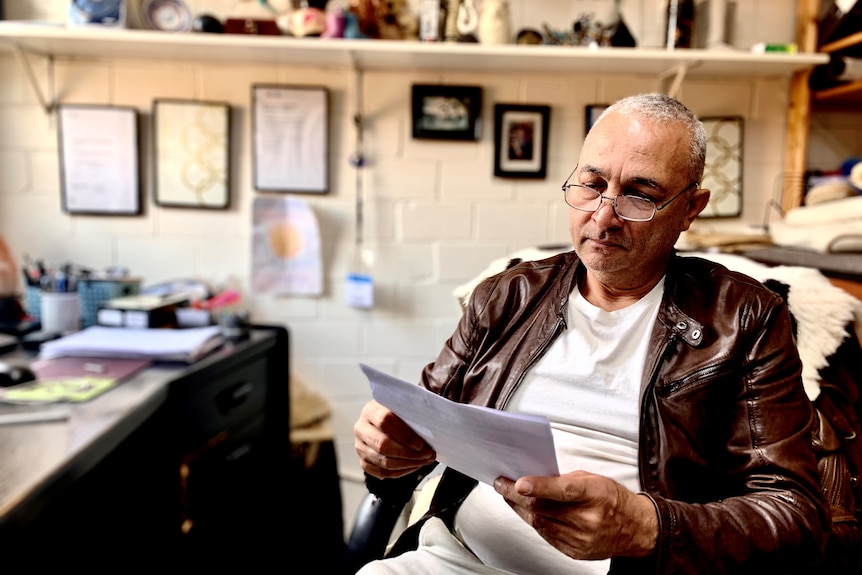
[153,99,231,209]
[494,103,550,179]
[411,84,482,141]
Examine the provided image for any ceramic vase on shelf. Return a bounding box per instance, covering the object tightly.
[705,0,733,50]
[478,0,511,45]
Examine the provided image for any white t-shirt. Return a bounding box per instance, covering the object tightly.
[454,278,665,575]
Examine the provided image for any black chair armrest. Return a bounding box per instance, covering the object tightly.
[343,466,436,574]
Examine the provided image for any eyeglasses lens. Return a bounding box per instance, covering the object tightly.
[565,186,655,221]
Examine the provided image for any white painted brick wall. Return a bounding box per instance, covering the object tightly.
[2,0,860,539]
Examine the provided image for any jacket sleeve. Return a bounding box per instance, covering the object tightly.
[616,297,831,575]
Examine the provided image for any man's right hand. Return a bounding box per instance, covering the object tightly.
[354,400,437,479]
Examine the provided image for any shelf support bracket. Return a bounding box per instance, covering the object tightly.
[658,63,692,99]
[11,44,55,115]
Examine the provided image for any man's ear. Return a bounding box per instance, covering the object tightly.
[681,187,710,230]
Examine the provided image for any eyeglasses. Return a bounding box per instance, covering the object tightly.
[562,170,697,222]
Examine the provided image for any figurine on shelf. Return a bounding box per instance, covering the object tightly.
[321,5,346,38]
[542,1,635,48]
[342,9,368,38]
[288,1,327,37]
[349,0,380,38]
[456,0,478,42]
[443,0,460,42]
[374,0,419,40]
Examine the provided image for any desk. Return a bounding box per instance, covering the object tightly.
[0,326,290,567]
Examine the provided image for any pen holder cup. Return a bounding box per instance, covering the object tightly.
[25,286,42,322]
[78,279,141,328]
[41,292,81,334]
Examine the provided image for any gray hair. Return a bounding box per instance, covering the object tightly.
[594,93,707,184]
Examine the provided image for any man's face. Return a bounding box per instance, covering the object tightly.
[569,110,709,289]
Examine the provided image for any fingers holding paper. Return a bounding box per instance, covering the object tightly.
[493,470,658,561]
[355,400,437,478]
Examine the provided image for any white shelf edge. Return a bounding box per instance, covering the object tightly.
[0,21,828,77]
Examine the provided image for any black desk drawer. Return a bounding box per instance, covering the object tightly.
[175,357,268,445]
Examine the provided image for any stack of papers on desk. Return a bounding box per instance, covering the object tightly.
[39,326,224,363]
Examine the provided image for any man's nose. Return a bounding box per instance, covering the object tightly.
[592,195,622,222]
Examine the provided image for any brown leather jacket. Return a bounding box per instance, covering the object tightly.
[417,251,830,574]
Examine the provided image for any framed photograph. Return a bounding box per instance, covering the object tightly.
[698,116,744,218]
[153,99,230,209]
[57,105,141,216]
[494,104,551,179]
[585,104,609,136]
[411,84,482,141]
[252,84,329,194]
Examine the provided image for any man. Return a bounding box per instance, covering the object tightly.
[353,93,829,574]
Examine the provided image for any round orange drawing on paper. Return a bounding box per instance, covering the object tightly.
[268,222,303,260]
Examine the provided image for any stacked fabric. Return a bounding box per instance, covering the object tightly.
[770,194,862,253]
[771,158,862,253]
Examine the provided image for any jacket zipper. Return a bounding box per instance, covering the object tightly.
[639,332,679,489]
[499,309,567,410]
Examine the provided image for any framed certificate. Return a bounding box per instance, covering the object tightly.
[252,85,329,194]
[153,99,231,209]
[57,105,141,215]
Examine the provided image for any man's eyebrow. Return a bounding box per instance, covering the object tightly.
[581,165,662,191]
[630,176,661,191]
[579,165,606,178]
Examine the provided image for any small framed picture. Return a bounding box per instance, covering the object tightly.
[585,104,609,136]
[493,103,550,179]
[252,84,329,194]
[153,99,231,209]
[57,104,141,215]
[411,84,482,141]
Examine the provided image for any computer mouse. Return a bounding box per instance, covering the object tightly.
[0,361,37,387]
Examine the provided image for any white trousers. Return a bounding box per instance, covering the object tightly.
[356,517,515,575]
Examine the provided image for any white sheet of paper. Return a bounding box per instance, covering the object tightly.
[360,363,559,485]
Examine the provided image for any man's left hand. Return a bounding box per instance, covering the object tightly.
[493,470,658,560]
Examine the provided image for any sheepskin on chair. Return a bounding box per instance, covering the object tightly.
[452,246,862,402]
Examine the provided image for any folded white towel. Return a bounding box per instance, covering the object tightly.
[785,195,862,225]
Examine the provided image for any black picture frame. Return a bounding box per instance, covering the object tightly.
[153,99,231,209]
[493,103,550,179]
[57,104,141,216]
[411,84,482,141]
[585,104,609,136]
[252,84,330,194]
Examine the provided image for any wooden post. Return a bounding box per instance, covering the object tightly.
[782,0,820,212]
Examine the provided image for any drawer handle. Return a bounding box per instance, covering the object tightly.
[215,381,254,415]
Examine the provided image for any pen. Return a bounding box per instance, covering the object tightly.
[0,409,70,426]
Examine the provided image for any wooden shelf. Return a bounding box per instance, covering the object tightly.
[0,21,828,77]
